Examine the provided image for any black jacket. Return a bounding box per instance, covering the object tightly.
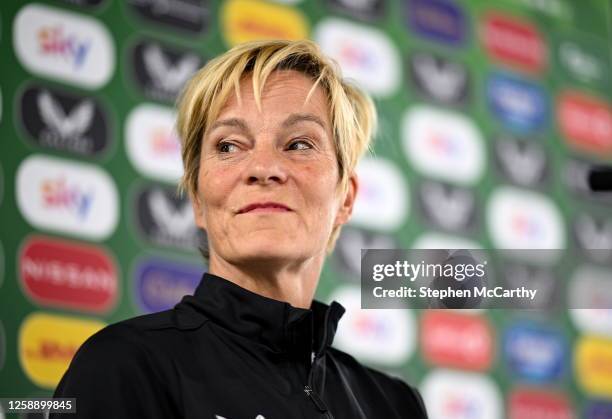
[52,272,428,418]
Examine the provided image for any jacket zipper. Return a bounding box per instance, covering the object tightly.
[304,354,334,419]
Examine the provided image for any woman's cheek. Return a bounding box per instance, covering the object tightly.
[204,166,234,199]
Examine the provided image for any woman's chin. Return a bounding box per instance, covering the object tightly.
[228,239,309,264]
[239,242,296,259]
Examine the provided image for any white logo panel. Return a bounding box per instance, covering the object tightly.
[16,155,118,240]
[14,3,115,88]
[125,104,183,183]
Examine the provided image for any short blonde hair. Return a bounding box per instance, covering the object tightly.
[176,39,377,257]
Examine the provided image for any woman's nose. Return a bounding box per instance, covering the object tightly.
[245,145,289,186]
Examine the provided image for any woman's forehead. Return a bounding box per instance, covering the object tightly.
[226,70,329,114]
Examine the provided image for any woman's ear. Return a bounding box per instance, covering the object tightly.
[334,172,359,227]
[192,194,207,231]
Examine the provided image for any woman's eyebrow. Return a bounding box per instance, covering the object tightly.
[282,113,327,130]
[208,118,252,135]
[207,113,326,137]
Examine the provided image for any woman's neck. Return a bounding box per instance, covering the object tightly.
[207,252,326,309]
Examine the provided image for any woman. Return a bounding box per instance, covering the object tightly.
[52,39,428,418]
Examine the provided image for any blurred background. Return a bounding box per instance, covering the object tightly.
[0,0,611,417]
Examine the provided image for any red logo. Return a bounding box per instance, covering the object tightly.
[558,91,612,156]
[508,388,574,419]
[24,339,80,362]
[19,235,118,313]
[421,311,493,370]
[482,13,547,73]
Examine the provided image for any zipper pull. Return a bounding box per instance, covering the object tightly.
[304,385,328,413]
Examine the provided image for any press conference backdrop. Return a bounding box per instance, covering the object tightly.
[0,0,611,417]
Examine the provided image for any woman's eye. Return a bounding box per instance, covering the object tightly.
[217,141,239,153]
[288,140,313,151]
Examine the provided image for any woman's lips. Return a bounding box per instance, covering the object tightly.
[238,202,292,214]
[246,207,290,213]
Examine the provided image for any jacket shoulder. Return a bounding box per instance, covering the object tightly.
[117,304,210,332]
[60,314,168,379]
[66,305,209,368]
[51,315,182,418]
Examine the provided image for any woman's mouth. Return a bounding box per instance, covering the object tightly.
[238,202,292,214]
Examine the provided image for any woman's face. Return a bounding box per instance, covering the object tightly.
[193,70,357,267]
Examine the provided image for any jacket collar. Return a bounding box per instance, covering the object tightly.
[176,272,345,360]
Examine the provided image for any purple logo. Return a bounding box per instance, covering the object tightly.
[406,0,467,46]
[586,400,612,419]
[134,257,204,313]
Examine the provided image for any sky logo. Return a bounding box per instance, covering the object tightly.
[14,4,115,89]
[422,370,502,419]
[38,26,91,69]
[428,131,463,157]
[151,127,181,155]
[403,105,485,186]
[125,104,183,183]
[41,176,93,220]
[16,155,118,240]
[314,18,401,96]
[443,396,481,418]
[486,186,565,258]
[353,312,390,339]
[504,323,566,383]
[511,213,544,241]
[331,286,414,366]
[350,157,409,232]
[487,71,548,135]
[338,42,378,73]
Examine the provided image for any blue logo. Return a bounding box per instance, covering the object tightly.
[503,322,566,382]
[134,257,204,313]
[406,0,467,46]
[487,71,549,134]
